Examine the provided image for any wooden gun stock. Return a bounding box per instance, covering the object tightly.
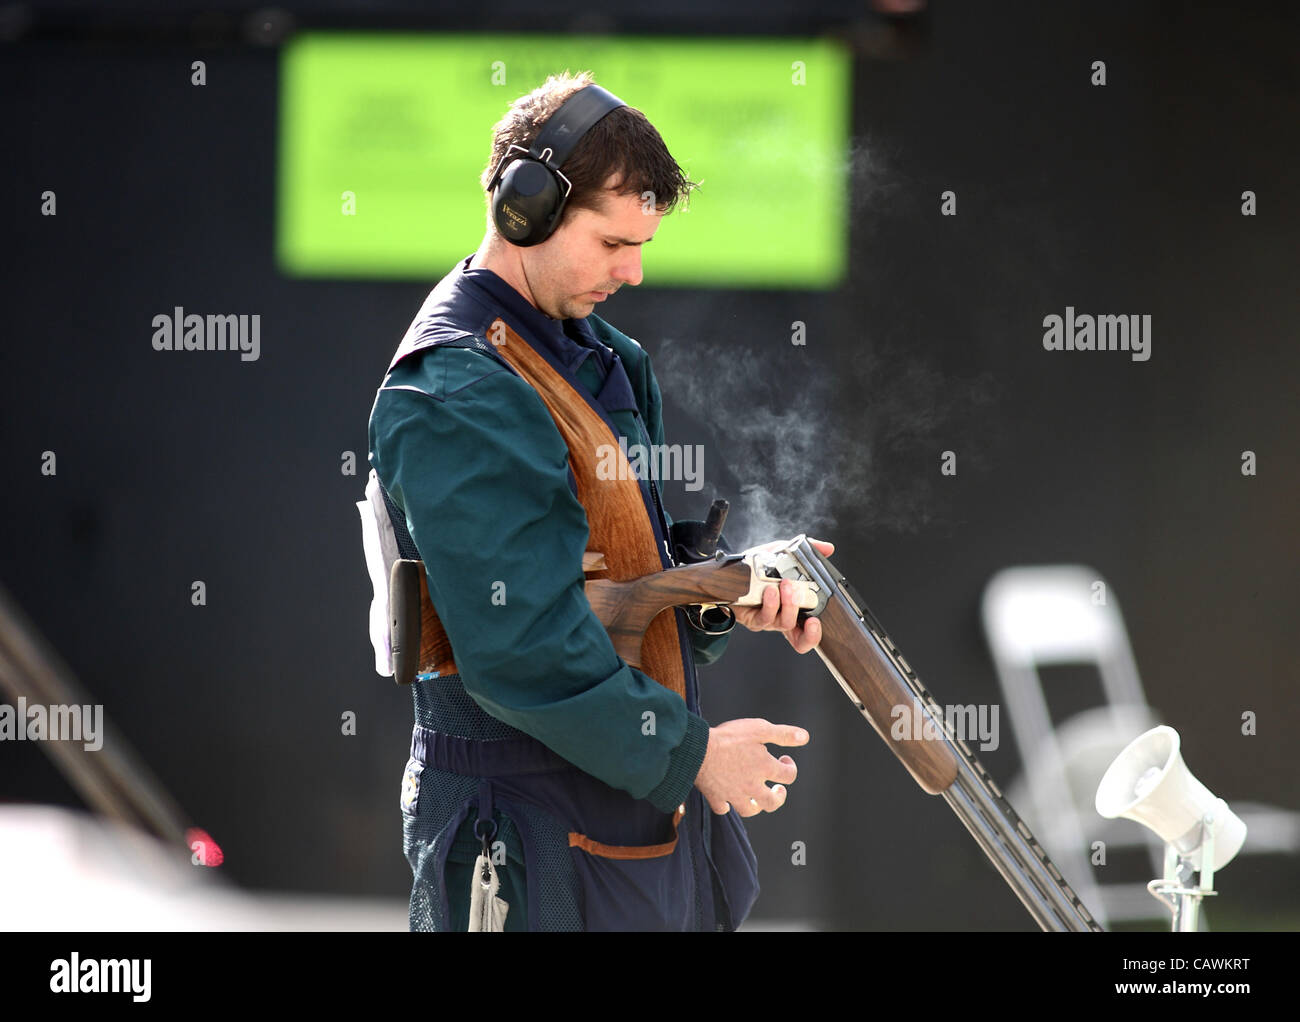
[584,557,752,669]
[393,550,814,685]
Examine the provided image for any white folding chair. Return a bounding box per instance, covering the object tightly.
[982,566,1170,927]
[982,565,1300,929]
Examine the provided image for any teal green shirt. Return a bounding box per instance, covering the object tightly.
[368,305,730,813]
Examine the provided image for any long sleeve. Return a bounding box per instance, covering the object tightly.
[368,345,708,812]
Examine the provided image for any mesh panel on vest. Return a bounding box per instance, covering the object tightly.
[688,814,704,930]
[403,767,478,933]
[403,679,585,931]
[413,674,526,742]
[511,801,583,932]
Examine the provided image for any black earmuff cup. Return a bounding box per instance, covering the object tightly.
[492,160,562,246]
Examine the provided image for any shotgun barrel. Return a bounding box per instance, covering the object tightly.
[788,537,1104,932]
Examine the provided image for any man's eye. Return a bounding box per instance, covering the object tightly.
[602,241,619,249]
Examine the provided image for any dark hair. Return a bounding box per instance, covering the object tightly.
[481,70,698,229]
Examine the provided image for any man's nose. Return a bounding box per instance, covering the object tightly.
[612,248,643,287]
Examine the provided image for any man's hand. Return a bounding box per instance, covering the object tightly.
[694,718,809,817]
[731,538,834,654]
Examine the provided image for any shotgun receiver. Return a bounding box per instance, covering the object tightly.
[389,533,1104,931]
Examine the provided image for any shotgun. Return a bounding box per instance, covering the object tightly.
[388,511,1104,932]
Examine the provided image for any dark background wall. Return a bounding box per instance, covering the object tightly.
[2,1,1296,930]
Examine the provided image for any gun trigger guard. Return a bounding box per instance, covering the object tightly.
[687,603,736,635]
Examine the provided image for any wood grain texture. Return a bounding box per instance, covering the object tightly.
[584,559,753,668]
[816,597,959,794]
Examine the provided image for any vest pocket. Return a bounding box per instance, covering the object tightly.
[703,807,761,931]
[566,805,694,931]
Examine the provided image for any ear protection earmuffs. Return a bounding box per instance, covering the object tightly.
[486,84,627,246]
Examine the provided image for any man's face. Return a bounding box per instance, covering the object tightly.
[520,176,664,320]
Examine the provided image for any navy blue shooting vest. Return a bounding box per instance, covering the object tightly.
[378,258,759,932]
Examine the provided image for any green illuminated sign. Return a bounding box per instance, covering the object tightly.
[277,33,849,288]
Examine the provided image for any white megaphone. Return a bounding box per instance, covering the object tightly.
[1095,725,1246,873]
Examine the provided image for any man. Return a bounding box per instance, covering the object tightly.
[367,70,830,931]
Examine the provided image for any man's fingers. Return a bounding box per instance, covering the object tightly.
[738,577,828,635]
[770,754,797,785]
[740,785,787,815]
[777,581,799,631]
[735,583,780,631]
[697,720,807,818]
[761,581,781,626]
[787,614,822,654]
[760,721,809,748]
